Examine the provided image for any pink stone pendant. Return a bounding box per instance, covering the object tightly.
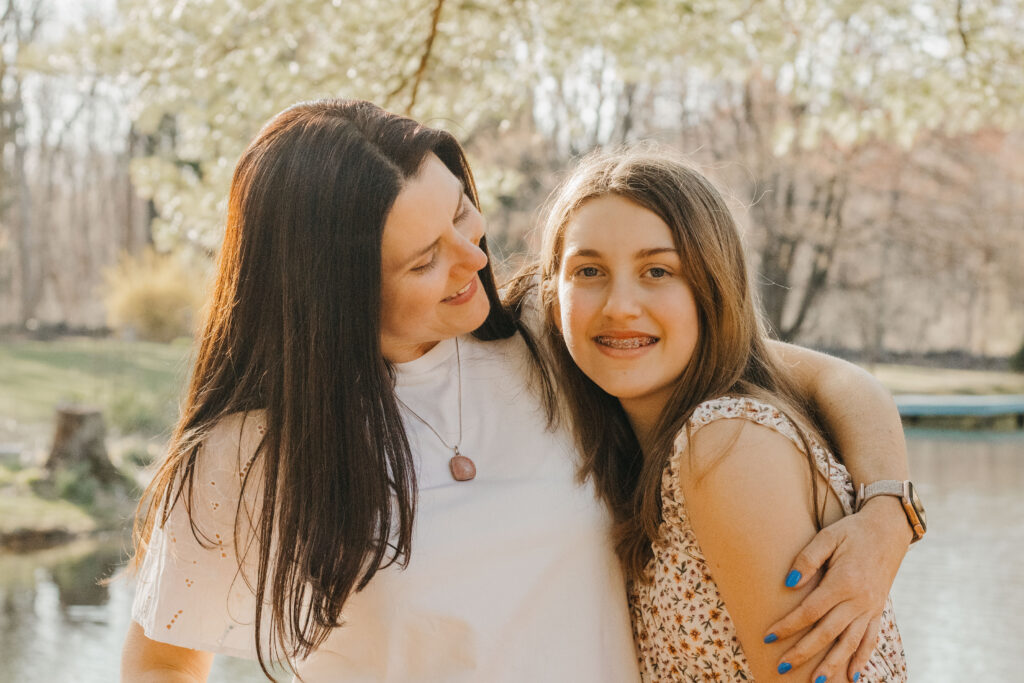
[449,452,476,481]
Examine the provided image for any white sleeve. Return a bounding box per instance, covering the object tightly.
[131,412,269,659]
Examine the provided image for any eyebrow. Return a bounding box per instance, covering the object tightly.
[565,247,678,259]
[404,237,441,267]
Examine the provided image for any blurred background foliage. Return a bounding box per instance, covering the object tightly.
[2,8,1022,679]
[102,247,205,342]
[2,0,1023,361]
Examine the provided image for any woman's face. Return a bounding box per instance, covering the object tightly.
[380,154,491,362]
[555,194,700,424]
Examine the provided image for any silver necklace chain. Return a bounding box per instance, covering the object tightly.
[396,337,464,457]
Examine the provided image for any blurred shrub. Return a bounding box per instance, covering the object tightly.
[54,462,99,507]
[122,446,156,469]
[103,248,206,342]
[1011,338,1024,373]
[109,388,173,436]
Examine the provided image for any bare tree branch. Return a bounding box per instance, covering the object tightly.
[407,0,445,113]
[956,0,971,54]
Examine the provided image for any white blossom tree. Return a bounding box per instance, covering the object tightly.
[19,0,1023,347]
[45,1,1021,251]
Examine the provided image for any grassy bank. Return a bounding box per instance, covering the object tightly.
[0,337,191,548]
[0,337,1021,547]
[2,336,1022,446]
[0,337,192,441]
[866,363,1024,395]
[0,459,138,550]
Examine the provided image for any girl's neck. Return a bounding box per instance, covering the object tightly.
[619,395,669,459]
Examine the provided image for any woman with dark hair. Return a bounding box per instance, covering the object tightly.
[535,149,914,682]
[122,100,916,682]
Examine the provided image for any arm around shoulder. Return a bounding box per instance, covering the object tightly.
[766,340,908,485]
[122,621,213,683]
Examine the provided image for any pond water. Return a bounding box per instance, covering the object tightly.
[0,429,1021,682]
[888,430,1024,681]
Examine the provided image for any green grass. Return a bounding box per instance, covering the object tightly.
[863,363,1024,395]
[0,337,193,437]
[0,460,140,542]
[0,488,98,536]
[2,338,1022,435]
[0,336,1021,541]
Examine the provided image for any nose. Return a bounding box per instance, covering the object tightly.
[601,277,642,320]
[454,212,488,273]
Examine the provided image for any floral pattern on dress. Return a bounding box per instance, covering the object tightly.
[628,396,907,682]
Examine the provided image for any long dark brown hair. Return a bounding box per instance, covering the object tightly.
[529,149,830,580]
[129,99,539,678]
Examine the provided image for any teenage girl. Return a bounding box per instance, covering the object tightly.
[533,150,912,683]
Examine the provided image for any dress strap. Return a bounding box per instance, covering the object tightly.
[667,396,856,515]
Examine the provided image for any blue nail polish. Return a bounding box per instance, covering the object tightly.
[785,569,802,587]
[778,662,792,674]
[853,673,861,682]
[763,633,778,643]
[815,676,827,683]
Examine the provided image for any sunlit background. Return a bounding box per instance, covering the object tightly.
[1,0,1023,681]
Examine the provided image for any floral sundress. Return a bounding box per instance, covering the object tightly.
[628,396,908,682]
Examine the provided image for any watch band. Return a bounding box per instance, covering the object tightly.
[854,480,905,510]
[855,479,927,543]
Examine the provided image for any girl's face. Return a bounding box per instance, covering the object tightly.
[380,154,491,362]
[555,194,700,425]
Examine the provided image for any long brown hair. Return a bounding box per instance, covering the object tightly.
[532,148,829,580]
[129,99,533,678]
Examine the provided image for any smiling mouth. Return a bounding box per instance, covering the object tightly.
[595,336,659,349]
[442,279,475,302]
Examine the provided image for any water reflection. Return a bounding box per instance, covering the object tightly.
[0,538,263,682]
[891,429,1024,682]
[0,430,1020,682]
[0,539,125,682]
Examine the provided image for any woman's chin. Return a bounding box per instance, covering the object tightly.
[465,307,491,335]
[464,288,492,332]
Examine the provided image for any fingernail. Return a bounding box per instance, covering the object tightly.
[785,569,802,587]
[778,662,792,674]
[815,676,827,683]
[763,633,778,643]
[853,674,861,682]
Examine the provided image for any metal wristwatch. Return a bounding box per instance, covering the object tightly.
[854,480,927,543]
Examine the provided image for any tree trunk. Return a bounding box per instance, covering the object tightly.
[46,405,119,484]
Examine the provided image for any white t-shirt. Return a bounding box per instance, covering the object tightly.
[132,333,640,682]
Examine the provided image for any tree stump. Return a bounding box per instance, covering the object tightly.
[46,405,120,484]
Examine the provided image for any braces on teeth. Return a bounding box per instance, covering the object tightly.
[598,337,656,349]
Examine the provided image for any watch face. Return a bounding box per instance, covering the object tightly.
[907,481,927,532]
